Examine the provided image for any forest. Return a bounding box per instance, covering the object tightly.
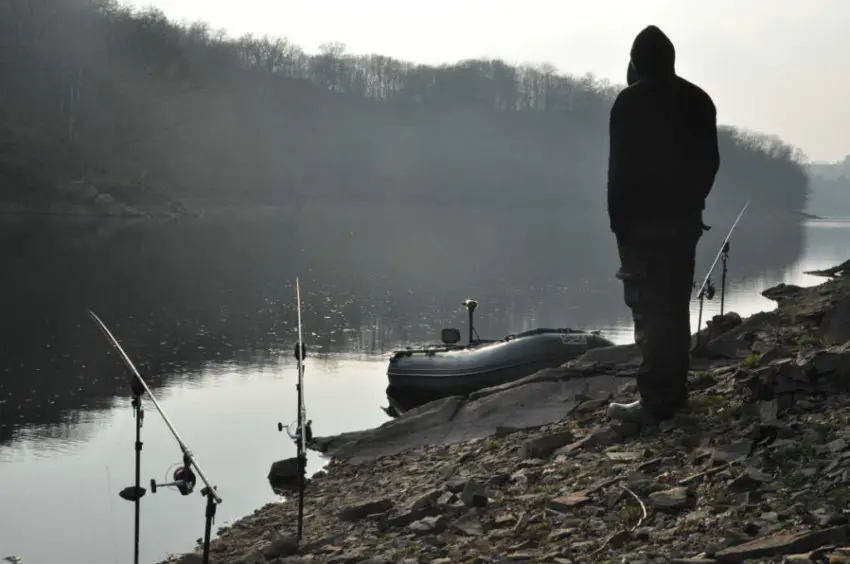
[806,157,850,217]
[0,0,809,215]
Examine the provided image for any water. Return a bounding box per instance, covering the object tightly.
[0,207,846,564]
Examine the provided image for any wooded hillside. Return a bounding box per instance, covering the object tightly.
[0,0,809,215]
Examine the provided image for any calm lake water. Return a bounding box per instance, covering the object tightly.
[0,207,846,564]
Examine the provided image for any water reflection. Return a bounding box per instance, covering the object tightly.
[0,210,845,564]
[0,211,837,451]
[0,356,390,564]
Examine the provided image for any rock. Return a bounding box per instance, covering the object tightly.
[408,515,446,534]
[436,491,456,506]
[705,312,772,359]
[174,555,203,564]
[710,440,754,465]
[713,525,849,562]
[460,481,488,507]
[312,373,623,463]
[807,342,850,380]
[521,430,574,459]
[605,450,644,462]
[339,498,393,521]
[487,471,511,487]
[820,296,850,342]
[584,425,621,446]
[828,438,849,453]
[763,283,805,302]
[451,514,483,536]
[783,554,815,563]
[387,506,441,527]
[408,488,442,512]
[268,457,301,484]
[574,398,609,414]
[758,346,785,365]
[445,477,468,493]
[728,466,774,492]
[690,371,719,390]
[156,271,850,564]
[648,487,691,510]
[548,492,590,511]
[264,533,299,559]
[93,192,117,206]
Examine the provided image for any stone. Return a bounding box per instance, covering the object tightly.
[263,533,299,559]
[713,525,849,562]
[574,398,609,414]
[174,555,204,564]
[521,430,575,459]
[408,488,442,512]
[648,487,691,510]
[605,450,644,462]
[828,438,849,453]
[820,297,850,343]
[445,477,469,493]
[584,425,621,446]
[155,271,850,564]
[548,492,590,511]
[728,466,774,492]
[436,491,456,506]
[268,457,301,485]
[460,481,488,507]
[408,515,447,534]
[451,514,483,536]
[339,498,393,521]
[387,506,441,527]
[710,440,754,465]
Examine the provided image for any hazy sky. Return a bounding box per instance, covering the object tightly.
[131,0,849,163]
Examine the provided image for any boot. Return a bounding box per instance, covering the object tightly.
[606,400,656,425]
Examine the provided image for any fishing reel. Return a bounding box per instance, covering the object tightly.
[150,457,197,496]
[693,278,716,301]
[130,374,145,398]
[277,419,313,443]
[704,279,716,300]
[294,341,306,361]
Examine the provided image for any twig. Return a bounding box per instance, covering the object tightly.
[677,460,739,486]
[588,481,649,558]
[620,485,647,531]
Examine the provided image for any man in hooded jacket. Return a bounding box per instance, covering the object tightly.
[606,25,720,424]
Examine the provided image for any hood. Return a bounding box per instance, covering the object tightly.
[629,25,675,80]
[627,61,639,86]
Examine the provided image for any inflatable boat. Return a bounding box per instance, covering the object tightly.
[386,298,614,405]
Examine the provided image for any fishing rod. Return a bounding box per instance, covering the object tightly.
[87,310,223,564]
[691,200,751,351]
[276,278,312,541]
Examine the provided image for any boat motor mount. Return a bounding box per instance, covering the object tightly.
[462,299,478,345]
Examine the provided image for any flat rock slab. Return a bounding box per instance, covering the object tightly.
[713,525,849,562]
[310,374,624,464]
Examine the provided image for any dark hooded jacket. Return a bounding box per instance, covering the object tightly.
[607,26,720,237]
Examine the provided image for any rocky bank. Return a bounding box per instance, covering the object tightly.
[162,264,850,564]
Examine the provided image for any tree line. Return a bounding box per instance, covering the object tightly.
[0,0,809,215]
[806,157,850,217]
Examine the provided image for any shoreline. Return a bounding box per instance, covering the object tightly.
[161,264,850,563]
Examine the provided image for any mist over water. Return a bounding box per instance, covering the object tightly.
[0,208,846,562]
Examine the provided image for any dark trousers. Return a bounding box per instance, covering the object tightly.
[616,221,702,419]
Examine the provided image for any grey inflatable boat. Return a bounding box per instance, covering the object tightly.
[386,299,614,399]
